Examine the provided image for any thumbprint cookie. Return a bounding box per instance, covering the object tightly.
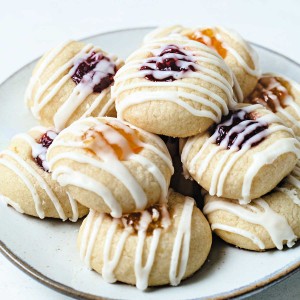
[114,35,234,137]
[78,191,212,289]
[0,127,88,221]
[25,40,124,131]
[47,117,174,218]
[203,163,300,251]
[182,104,300,203]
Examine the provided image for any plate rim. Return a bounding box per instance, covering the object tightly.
[1,26,300,300]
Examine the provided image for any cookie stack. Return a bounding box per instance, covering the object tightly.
[0,25,300,291]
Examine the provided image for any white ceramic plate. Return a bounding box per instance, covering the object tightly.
[1,27,300,300]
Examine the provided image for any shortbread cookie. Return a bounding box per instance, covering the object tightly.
[78,191,212,289]
[47,117,174,217]
[25,40,123,131]
[144,26,260,100]
[0,127,88,221]
[203,163,300,251]
[182,104,300,203]
[245,73,300,137]
[114,35,234,137]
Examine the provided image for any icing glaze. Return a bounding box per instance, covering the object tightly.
[204,197,297,250]
[79,196,194,290]
[114,35,235,124]
[0,194,24,214]
[48,117,173,218]
[25,41,122,131]
[0,128,79,221]
[182,105,300,203]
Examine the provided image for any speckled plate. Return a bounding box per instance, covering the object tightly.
[0,27,300,300]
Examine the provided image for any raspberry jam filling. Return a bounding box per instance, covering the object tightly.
[245,77,292,113]
[140,44,196,82]
[213,109,268,150]
[34,130,58,171]
[186,28,227,58]
[72,51,117,93]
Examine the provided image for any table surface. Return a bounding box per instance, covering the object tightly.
[1,0,300,299]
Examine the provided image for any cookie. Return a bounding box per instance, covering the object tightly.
[113,35,234,137]
[0,127,88,221]
[144,26,260,100]
[203,163,300,251]
[182,103,300,203]
[47,117,174,217]
[25,40,124,131]
[78,191,212,289]
[245,73,300,137]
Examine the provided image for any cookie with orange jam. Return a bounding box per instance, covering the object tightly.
[47,117,174,217]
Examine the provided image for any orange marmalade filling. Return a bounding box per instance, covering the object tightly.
[245,77,291,113]
[82,123,143,161]
[122,204,164,235]
[186,28,227,58]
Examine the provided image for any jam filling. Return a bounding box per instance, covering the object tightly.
[35,130,57,172]
[71,51,117,93]
[213,109,268,150]
[186,28,227,58]
[245,77,291,113]
[83,123,143,161]
[140,44,196,82]
[122,204,163,234]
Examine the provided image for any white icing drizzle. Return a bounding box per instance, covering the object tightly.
[102,220,133,283]
[114,35,234,122]
[232,72,244,103]
[242,138,300,203]
[183,105,300,203]
[211,223,265,250]
[0,149,67,220]
[135,211,162,290]
[0,130,79,221]
[215,26,260,77]
[279,162,300,205]
[26,41,122,131]
[25,40,72,103]
[79,196,194,289]
[67,192,79,222]
[48,118,172,217]
[169,197,194,286]
[204,198,297,250]
[81,211,104,268]
[0,153,44,218]
[0,194,24,214]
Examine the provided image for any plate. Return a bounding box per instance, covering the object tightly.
[1,27,300,300]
